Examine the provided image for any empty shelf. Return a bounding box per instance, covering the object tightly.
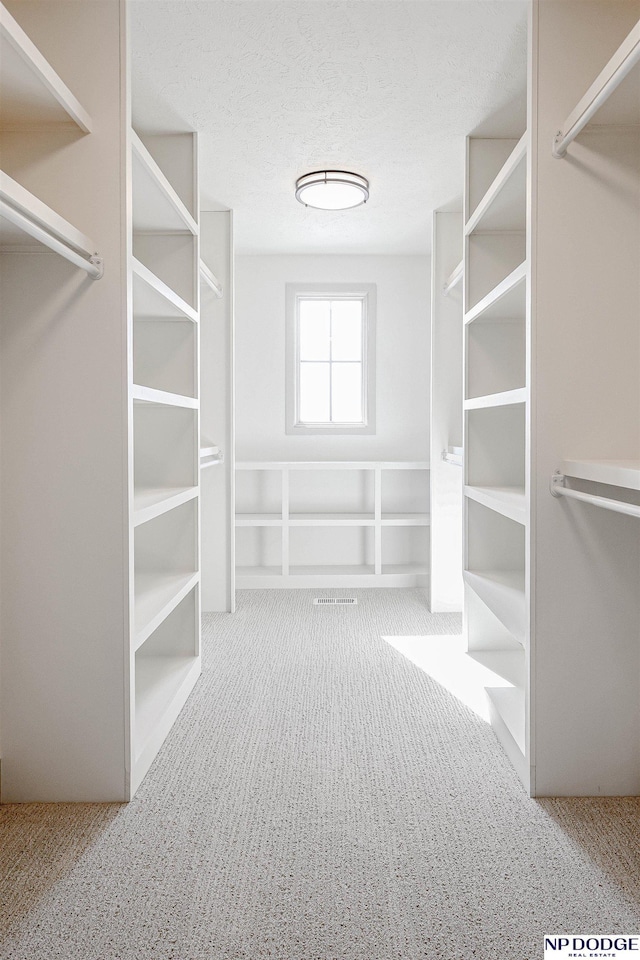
[486,685,526,755]
[134,571,199,650]
[131,131,198,235]
[135,654,200,758]
[235,514,283,527]
[465,387,527,410]
[134,486,198,527]
[0,1,92,130]
[235,565,282,578]
[132,257,198,322]
[561,459,640,491]
[380,513,431,526]
[468,649,526,689]
[465,134,527,235]
[464,262,527,325]
[288,513,376,526]
[290,564,376,576]
[464,486,526,525]
[236,461,430,471]
[132,384,198,409]
[463,569,526,646]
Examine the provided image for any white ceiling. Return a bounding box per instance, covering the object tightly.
[130,0,528,255]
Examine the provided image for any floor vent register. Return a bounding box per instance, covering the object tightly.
[313,598,358,605]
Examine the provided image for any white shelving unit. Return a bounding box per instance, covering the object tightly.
[430,209,464,612]
[236,462,429,589]
[461,0,640,797]
[129,130,202,796]
[200,211,235,613]
[463,123,530,787]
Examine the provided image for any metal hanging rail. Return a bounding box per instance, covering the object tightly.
[552,20,640,158]
[199,260,223,298]
[0,199,103,278]
[442,447,463,467]
[443,260,463,296]
[550,472,640,518]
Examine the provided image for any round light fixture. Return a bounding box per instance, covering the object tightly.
[295,170,369,210]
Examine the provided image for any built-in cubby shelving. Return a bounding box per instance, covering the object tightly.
[463,120,530,788]
[129,128,201,796]
[236,461,429,589]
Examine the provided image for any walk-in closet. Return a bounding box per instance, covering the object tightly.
[0,0,638,803]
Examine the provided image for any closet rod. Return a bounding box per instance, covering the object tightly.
[443,260,463,296]
[0,200,103,278]
[552,27,640,158]
[550,473,640,518]
[442,448,462,466]
[201,457,223,470]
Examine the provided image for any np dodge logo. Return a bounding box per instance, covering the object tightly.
[545,936,640,958]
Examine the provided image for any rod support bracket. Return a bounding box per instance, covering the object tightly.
[550,472,566,497]
[89,255,104,280]
[552,131,566,159]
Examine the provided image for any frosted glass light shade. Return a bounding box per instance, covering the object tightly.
[295,171,369,210]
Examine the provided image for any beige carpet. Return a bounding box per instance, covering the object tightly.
[1,588,639,959]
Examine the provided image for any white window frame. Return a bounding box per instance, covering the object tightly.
[285,283,376,436]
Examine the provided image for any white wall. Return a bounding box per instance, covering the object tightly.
[235,255,430,461]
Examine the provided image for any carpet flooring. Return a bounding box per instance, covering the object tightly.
[1,588,639,960]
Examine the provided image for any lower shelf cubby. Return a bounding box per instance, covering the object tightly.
[465,499,526,644]
[466,317,525,400]
[466,403,525,490]
[236,468,282,517]
[381,468,429,515]
[381,525,429,583]
[235,525,282,580]
[133,319,197,398]
[134,498,199,647]
[133,586,201,787]
[289,524,374,573]
[464,588,527,775]
[289,468,374,515]
[134,402,197,492]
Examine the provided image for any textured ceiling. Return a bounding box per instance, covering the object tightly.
[130,0,527,255]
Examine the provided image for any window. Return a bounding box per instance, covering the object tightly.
[286,283,376,435]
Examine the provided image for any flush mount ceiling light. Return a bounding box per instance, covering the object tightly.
[295,170,369,210]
